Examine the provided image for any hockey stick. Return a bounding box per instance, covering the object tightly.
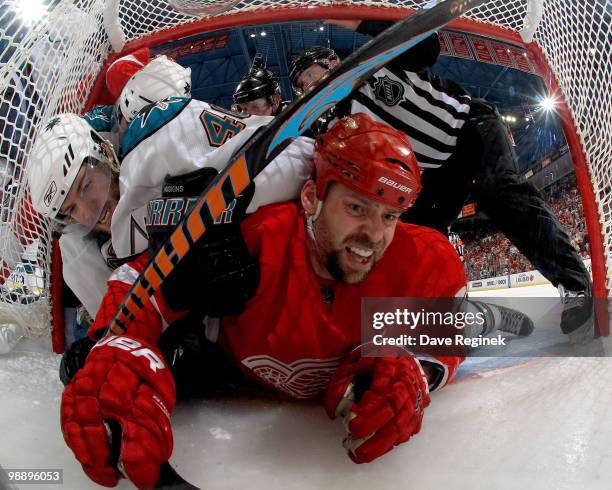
[106,420,201,489]
[108,0,487,335]
[107,1,486,488]
[155,462,200,490]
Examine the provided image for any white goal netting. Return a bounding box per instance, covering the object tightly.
[0,0,610,347]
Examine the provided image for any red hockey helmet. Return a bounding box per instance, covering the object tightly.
[313,113,421,211]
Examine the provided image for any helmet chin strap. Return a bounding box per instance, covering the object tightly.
[306,200,323,242]
[306,200,344,283]
[100,139,120,174]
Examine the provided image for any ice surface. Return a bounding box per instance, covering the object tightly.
[1,284,611,489]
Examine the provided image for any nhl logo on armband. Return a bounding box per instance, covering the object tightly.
[372,75,404,106]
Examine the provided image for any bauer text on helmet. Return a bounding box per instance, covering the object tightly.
[118,55,191,123]
[301,113,421,284]
[313,113,421,210]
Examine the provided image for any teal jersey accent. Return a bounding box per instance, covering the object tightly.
[121,96,191,158]
[82,105,114,133]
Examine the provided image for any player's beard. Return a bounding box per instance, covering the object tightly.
[324,233,385,284]
[313,212,386,283]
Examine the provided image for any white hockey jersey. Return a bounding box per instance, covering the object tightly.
[59,226,113,316]
[112,97,314,258]
[63,97,314,313]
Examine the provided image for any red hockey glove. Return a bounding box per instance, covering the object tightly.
[324,349,430,464]
[60,335,176,488]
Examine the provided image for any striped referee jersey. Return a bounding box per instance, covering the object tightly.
[348,65,472,169]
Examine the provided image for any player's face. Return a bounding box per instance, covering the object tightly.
[311,183,402,284]
[59,161,119,234]
[295,64,330,95]
[234,97,274,116]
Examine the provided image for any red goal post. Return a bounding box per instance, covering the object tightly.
[1,0,609,351]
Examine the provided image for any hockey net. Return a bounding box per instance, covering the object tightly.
[0,0,610,351]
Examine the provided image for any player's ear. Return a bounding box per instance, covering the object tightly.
[301,180,319,215]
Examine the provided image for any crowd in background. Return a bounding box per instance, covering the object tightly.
[459,173,590,281]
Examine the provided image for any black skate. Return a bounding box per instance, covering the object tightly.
[558,284,594,344]
[471,301,534,336]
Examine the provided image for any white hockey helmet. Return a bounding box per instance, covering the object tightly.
[118,55,191,123]
[26,114,115,221]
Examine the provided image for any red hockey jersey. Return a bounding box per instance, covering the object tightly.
[92,202,466,399]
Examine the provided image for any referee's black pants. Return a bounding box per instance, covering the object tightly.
[402,99,590,292]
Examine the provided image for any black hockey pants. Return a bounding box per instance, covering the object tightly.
[402,99,590,292]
